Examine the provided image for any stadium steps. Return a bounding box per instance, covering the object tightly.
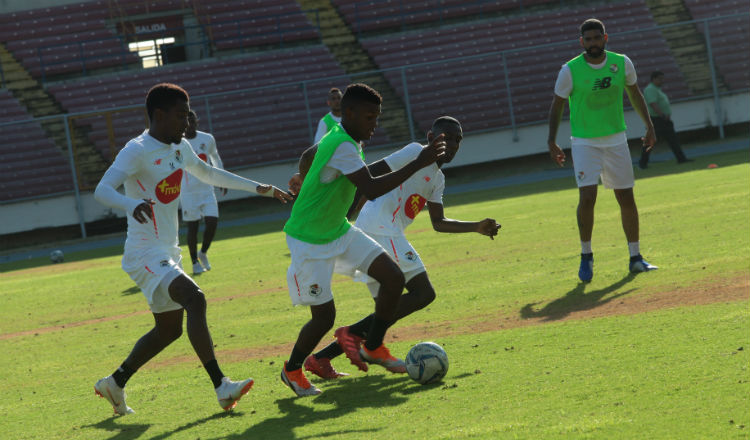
[297,0,416,145]
[0,43,107,189]
[645,0,723,95]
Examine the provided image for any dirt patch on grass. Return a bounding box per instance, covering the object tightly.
[147,274,749,369]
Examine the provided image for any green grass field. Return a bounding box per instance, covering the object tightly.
[1,149,748,439]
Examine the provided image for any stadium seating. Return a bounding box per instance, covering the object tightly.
[0,0,320,81]
[684,0,750,91]
[48,45,390,168]
[362,0,692,133]
[0,90,74,201]
[332,0,560,34]
[0,1,140,80]
[195,0,320,51]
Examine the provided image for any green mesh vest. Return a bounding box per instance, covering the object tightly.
[322,113,338,132]
[567,51,627,138]
[283,125,364,244]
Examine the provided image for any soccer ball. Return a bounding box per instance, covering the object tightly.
[49,250,64,263]
[405,341,449,385]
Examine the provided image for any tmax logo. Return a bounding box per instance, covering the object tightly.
[155,169,183,203]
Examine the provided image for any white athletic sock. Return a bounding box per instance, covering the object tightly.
[628,242,640,257]
[581,241,592,254]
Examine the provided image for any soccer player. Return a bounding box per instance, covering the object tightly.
[280,83,446,396]
[547,18,658,283]
[302,116,501,380]
[180,110,225,274]
[93,83,292,415]
[313,87,343,143]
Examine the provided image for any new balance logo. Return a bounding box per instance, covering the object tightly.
[592,77,612,90]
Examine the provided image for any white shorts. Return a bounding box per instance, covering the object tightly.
[571,142,635,189]
[354,233,426,298]
[181,191,218,222]
[286,226,385,306]
[122,245,186,313]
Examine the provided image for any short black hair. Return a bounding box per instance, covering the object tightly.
[341,83,382,110]
[580,18,605,36]
[431,116,461,133]
[146,83,189,121]
[329,87,342,95]
[651,70,665,80]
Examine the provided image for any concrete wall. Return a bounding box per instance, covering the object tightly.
[1,92,747,236]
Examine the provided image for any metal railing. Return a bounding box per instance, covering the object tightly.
[0,14,747,239]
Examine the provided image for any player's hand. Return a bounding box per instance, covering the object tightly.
[132,199,154,224]
[548,141,565,167]
[477,218,501,240]
[288,173,303,196]
[417,133,446,167]
[642,126,657,152]
[257,184,294,203]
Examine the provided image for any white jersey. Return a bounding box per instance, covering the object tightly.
[181,131,222,195]
[355,142,445,236]
[97,130,263,254]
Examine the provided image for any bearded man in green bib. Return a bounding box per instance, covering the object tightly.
[547,18,658,283]
[280,83,447,396]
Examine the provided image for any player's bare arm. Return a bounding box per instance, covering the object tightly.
[625,83,657,151]
[547,94,567,166]
[346,134,446,200]
[427,202,501,239]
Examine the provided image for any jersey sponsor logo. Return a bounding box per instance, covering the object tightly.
[198,153,208,162]
[404,193,427,219]
[309,284,321,296]
[155,169,183,203]
[592,77,612,90]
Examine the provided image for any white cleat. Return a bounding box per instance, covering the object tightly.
[94,376,135,416]
[216,377,254,410]
[193,262,205,275]
[281,362,322,397]
[198,251,211,271]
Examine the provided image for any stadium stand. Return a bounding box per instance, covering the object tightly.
[0,1,140,80]
[684,0,750,91]
[332,0,560,34]
[47,45,391,168]
[0,89,74,201]
[361,0,692,133]
[195,0,320,51]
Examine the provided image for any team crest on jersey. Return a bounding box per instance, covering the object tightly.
[404,251,417,262]
[155,169,183,203]
[578,171,585,180]
[404,193,427,219]
[609,64,619,73]
[309,284,321,296]
[174,150,182,163]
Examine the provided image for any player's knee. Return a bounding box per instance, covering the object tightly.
[182,289,207,314]
[380,270,405,298]
[155,323,182,343]
[418,285,436,308]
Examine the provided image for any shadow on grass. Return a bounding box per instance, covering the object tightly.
[121,285,140,295]
[519,273,637,321]
[82,418,151,440]
[147,411,241,440]
[214,374,412,440]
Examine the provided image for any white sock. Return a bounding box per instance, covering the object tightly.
[628,242,640,257]
[581,241,592,254]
